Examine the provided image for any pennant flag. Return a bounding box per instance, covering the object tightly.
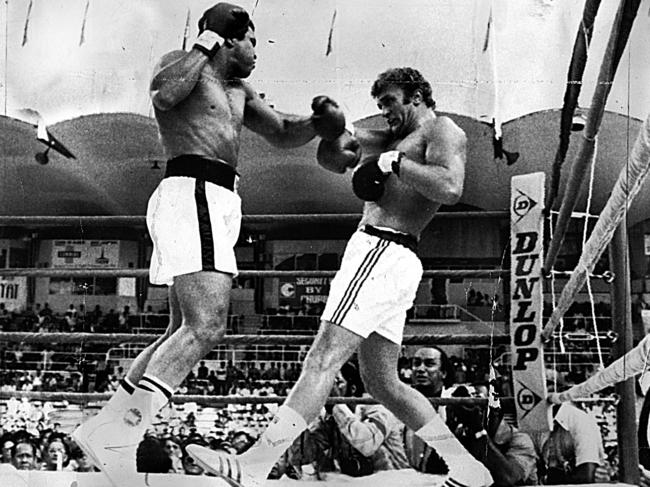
[22,0,34,46]
[482,9,492,52]
[182,8,191,50]
[326,9,337,56]
[79,0,91,46]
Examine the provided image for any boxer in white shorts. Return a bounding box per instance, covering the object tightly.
[188,67,494,487]
[72,3,355,486]
[322,225,422,345]
[147,156,242,286]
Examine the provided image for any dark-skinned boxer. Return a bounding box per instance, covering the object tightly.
[71,4,350,486]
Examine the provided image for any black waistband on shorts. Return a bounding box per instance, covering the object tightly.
[360,225,418,253]
[164,155,238,191]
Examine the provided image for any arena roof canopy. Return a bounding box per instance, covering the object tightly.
[1,0,649,225]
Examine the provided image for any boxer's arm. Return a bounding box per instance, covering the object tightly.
[150,50,209,111]
[399,117,466,205]
[354,127,392,155]
[243,84,316,148]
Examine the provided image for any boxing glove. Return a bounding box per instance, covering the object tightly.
[311,96,348,141]
[316,132,362,173]
[352,157,389,201]
[351,151,403,201]
[195,3,252,57]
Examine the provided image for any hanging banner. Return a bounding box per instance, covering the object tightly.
[51,240,119,268]
[510,173,551,432]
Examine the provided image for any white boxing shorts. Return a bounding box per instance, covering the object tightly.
[322,225,423,344]
[146,156,242,286]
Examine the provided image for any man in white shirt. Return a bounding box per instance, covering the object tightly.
[529,403,605,484]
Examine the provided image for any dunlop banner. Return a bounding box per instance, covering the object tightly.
[510,173,551,432]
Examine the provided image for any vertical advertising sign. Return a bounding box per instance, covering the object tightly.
[510,173,551,432]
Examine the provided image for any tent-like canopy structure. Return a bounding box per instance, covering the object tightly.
[1,0,649,222]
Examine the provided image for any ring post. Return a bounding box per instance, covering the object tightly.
[610,223,640,484]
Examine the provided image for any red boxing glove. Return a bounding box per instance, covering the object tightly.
[317,132,362,174]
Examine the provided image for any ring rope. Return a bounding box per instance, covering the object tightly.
[0,390,613,407]
[542,111,650,340]
[0,211,510,227]
[0,268,509,279]
[581,136,605,369]
[0,332,510,346]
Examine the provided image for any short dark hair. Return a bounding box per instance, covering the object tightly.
[371,67,435,109]
[415,345,455,388]
[136,436,171,473]
[340,361,365,397]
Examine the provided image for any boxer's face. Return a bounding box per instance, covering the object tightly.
[229,27,257,78]
[375,85,416,137]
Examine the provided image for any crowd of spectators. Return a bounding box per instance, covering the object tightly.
[466,289,502,309]
[0,302,155,334]
[0,343,621,485]
[0,299,624,484]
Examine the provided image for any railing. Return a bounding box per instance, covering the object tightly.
[410,304,502,324]
[107,343,310,364]
[411,304,461,320]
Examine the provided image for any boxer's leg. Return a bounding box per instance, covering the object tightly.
[359,333,493,487]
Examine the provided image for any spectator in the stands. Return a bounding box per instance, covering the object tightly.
[42,434,72,471]
[136,435,172,473]
[102,309,119,332]
[89,304,102,331]
[64,304,78,332]
[215,361,227,395]
[162,434,184,473]
[1,432,14,463]
[226,360,238,393]
[118,305,131,330]
[398,355,412,383]
[238,362,249,381]
[197,361,209,381]
[529,403,607,484]
[284,363,299,382]
[181,434,208,475]
[70,443,96,472]
[39,302,53,322]
[258,362,267,379]
[445,385,538,485]
[231,430,256,454]
[11,436,38,470]
[410,346,455,398]
[263,362,281,381]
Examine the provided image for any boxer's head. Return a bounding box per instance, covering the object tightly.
[371,67,435,136]
[225,26,257,79]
